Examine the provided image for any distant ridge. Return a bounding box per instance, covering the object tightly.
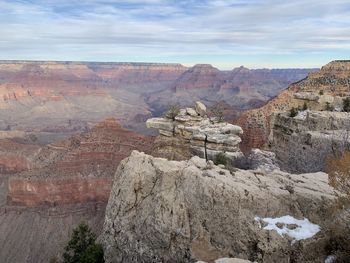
[0,60,186,67]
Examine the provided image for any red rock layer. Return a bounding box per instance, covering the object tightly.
[6,118,154,207]
[0,138,40,174]
[7,177,113,207]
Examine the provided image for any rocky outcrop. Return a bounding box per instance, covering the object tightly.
[146,102,244,165]
[270,110,350,173]
[247,148,279,172]
[6,118,154,207]
[101,151,337,263]
[236,60,350,151]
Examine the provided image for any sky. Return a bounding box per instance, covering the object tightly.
[0,0,350,69]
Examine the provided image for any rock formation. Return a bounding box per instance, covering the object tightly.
[6,118,154,207]
[146,102,244,166]
[101,151,337,263]
[236,60,350,152]
[270,110,350,173]
[247,148,280,172]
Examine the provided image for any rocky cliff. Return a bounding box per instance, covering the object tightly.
[270,110,350,173]
[101,151,338,263]
[236,60,350,152]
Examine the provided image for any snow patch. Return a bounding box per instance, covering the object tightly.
[255,215,320,241]
[295,110,309,120]
[325,255,337,263]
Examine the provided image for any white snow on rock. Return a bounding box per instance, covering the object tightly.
[324,255,337,263]
[255,215,320,241]
[295,110,309,120]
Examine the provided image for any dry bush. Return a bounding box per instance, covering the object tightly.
[326,150,350,195]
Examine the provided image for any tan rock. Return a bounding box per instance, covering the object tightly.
[101,151,338,263]
[195,101,207,116]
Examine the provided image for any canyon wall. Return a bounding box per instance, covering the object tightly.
[8,177,113,207]
[270,111,350,173]
[236,60,350,152]
[5,118,154,207]
[0,60,313,138]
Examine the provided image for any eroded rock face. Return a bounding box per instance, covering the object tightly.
[146,102,244,166]
[101,151,337,263]
[247,148,279,172]
[236,60,350,152]
[7,118,154,207]
[270,111,350,173]
[8,177,113,207]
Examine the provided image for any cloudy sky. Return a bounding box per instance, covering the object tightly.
[0,0,349,69]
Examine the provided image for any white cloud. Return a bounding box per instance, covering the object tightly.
[0,0,349,67]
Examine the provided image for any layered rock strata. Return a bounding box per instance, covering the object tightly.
[101,151,337,263]
[146,102,244,165]
[270,110,350,173]
[236,60,350,152]
[6,118,154,207]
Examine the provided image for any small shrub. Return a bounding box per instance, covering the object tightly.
[342,97,350,112]
[325,102,334,111]
[325,150,350,195]
[214,152,228,166]
[319,90,324,95]
[289,107,298,117]
[163,104,180,120]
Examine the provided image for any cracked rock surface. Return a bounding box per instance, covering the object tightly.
[101,151,337,263]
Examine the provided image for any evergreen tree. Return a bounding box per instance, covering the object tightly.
[63,223,104,263]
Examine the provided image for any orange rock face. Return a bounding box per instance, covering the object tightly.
[8,177,113,207]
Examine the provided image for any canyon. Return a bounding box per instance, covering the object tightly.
[0,118,154,262]
[0,60,314,139]
[1,60,348,262]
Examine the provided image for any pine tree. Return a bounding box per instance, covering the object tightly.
[63,223,104,263]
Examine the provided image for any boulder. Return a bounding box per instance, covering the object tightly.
[187,107,199,117]
[101,151,337,263]
[247,148,279,172]
[195,101,207,116]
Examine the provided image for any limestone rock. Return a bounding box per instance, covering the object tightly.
[247,148,279,172]
[101,151,337,263]
[270,111,350,173]
[147,102,245,166]
[187,107,199,117]
[195,101,207,116]
[294,92,319,101]
[146,117,174,132]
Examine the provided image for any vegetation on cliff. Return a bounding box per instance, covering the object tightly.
[63,223,104,263]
